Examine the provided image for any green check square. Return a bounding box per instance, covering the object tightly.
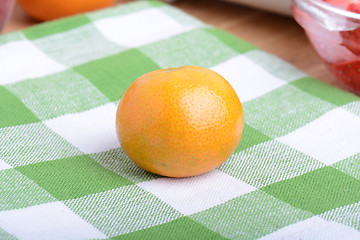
[22,15,91,40]
[190,190,313,239]
[139,28,238,68]
[243,84,336,138]
[343,101,360,117]
[6,70,110,120]
[33,24,126,67]
[161,6,205,28]
[113,216,227,240]
[262,167,360,214]
[64,185,182,237]
[234,123,272,152]
[0,86,40,128]
[0,228,16,240]
[74,48,159,101]
[244,50,308,82]
[0,169,56,211]
[332,153,360,180]
[89,148,158,184]
[320,201,360,231]
[220,140,324,188]
[0,31,25,45]
[15,155,133,200]
[203,28,257,54]
[0,123,81,167]
[292,77,360,106]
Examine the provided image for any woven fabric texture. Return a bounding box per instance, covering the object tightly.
[1,1,360,239]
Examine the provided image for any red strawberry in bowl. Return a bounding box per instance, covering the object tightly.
[323,0,360,55]
[293,0,360,95]
[341,1,360,55]
[340,28,360,55]
[322,0,350,9]
[348,1,360,12]
[327,60,360,94]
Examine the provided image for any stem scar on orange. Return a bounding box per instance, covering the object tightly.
[116,66,244,178]
[17,0,115,21]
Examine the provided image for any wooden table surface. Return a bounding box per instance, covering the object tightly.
[3,0,347,90]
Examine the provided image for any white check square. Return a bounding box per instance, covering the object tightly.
[277,108,360,165]
[44,103,120,154]
[0,202,106,240]
[0,40,67,84]
[0,159,11,171]
[137,170,257,215]
[94,8,194,47]
[211,55,287,102]
[259,216,360,240]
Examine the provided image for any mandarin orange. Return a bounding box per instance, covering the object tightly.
[116,66,244,178]
[17,0,114,21]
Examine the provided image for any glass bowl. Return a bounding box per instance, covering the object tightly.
[0,0,15,33]
[292,0,360,95]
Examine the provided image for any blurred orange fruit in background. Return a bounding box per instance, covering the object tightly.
[116,66,244,178]
[17,0,115,21]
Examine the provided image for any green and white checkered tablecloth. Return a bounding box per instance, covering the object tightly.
[1,1,360,239]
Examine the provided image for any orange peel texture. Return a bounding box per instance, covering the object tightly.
[116,66,244,178]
